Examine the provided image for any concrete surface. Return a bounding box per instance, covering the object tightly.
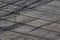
[0,0,60,40]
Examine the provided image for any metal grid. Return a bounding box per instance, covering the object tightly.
[0,0,60,40]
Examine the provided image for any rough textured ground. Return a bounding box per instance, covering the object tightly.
[0,0,60,40]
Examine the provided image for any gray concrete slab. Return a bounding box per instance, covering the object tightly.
[6,15,34,23]
[0,29,21,40]
[0,20,15,29]
[12,34,41,40]
[23,10,60,21]
[0,10,10,17]
[0,0,60,40]
[28,28,49,37]
[12,25,35,33]
[26,19,51,27]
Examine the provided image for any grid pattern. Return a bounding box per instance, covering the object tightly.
[0,0,60,40]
